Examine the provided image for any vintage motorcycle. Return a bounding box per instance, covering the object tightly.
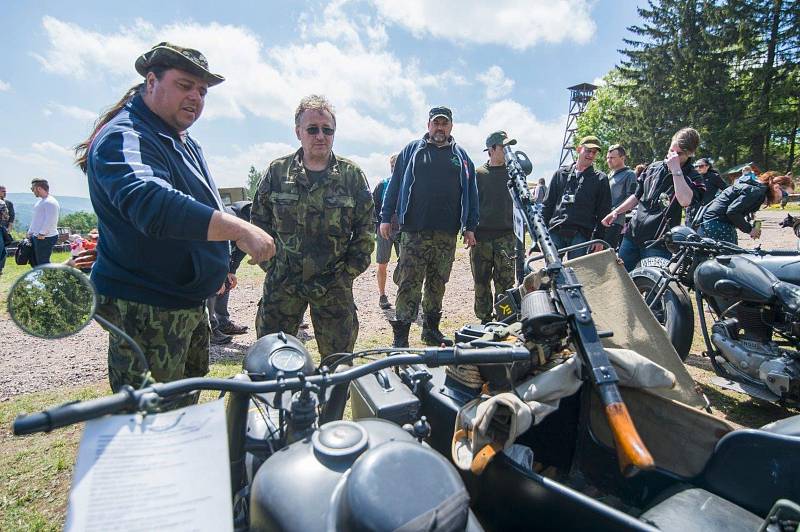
[343,148,800,531]
[630,226,800,404]
[8,264,531,531]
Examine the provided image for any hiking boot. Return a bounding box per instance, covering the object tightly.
[217,322,249,335]
[379,294,392,310]
[421,312,453,347]
[211,329,233,345]
[389,319,411,348]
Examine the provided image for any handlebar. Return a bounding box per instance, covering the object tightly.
[13,345,530,436]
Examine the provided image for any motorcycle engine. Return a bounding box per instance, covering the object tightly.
[711,319,800,401]
[710,318,782,380]
[759,356,800,399]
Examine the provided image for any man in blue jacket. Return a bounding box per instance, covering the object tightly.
[380,106,478,347]
[78,42,275,393]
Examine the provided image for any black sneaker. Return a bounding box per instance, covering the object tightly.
[211,329,233,345]
[379,295,392,310]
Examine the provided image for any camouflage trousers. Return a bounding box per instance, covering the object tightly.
[469,233,517,322]
[256,274,358,356]
[395,230,457,322]
[96,295,210,392]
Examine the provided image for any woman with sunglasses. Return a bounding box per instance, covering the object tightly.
[698,171,794,243]
[685,158,727,226]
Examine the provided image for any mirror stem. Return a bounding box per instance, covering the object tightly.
[94,314,150,386]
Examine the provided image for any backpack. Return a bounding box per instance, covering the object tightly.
[15,238,33,265]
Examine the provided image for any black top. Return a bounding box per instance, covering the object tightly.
[305,168,329,187]
[629,160,703,246]
[475,163,514,240]
[542,163,611,240]
[402,143,462,234]
[701,182,766,234]
[699,170,729,205]
[3,199,13,227]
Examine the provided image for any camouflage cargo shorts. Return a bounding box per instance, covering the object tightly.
[96,295,210,392]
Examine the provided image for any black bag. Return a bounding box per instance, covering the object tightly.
[15,238,33,265]
[1,226,11,246]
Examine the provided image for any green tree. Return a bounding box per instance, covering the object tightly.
[246,165,263,200]
[9,268,94,338]
[59,211,98,233]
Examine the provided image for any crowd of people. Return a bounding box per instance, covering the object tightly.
[7,40,794,394]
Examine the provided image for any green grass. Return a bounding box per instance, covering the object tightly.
[1,252,72,310]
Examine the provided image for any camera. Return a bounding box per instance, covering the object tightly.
[562,193,576,205]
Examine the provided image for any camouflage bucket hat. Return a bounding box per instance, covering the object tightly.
[484,130,517,151]
[135,42,225,86]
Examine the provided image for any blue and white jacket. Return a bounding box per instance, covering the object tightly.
[87,94,229,309]
[380,135,479,232]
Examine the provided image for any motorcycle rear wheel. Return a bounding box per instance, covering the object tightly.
[631,273,695,361]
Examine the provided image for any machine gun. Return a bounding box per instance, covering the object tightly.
[503,145,654,476]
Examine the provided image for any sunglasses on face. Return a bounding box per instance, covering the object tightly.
[305,126,335,136]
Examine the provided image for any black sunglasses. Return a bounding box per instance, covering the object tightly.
[306,126,335,136]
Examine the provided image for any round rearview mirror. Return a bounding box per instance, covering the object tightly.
[7,264,97,339]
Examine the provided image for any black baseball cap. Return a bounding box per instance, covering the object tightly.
[484,131,517,151]
[429,106,453,121]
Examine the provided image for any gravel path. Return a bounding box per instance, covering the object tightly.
[1,209,796,400]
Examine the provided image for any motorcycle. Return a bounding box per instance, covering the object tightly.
[631,226,800,404]
[8,263,531,531]
[341,148,800,531]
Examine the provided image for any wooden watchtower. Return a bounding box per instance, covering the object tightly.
[559,83,598,167]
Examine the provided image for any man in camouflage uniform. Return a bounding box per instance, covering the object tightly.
[471,131,517,323]
[380,106,478,347]
[82,43,275,394]
[251,95,374,356]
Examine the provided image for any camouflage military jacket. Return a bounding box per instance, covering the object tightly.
[251,149,375,292]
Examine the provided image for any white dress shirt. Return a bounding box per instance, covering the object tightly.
[28,195,60,237]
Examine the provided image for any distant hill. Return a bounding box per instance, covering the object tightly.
[5,193,93,231]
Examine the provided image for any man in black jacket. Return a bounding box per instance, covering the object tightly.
[542,136,611,259]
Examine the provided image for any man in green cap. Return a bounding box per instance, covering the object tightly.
[75,42,276,395]
[251,94,374,359]
[470,131,518,323]
[542,135,611,259]
[380,106,478,347]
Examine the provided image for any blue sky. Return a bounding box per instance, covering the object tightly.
[0,0,645,197]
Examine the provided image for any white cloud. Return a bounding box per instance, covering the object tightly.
[348,152,395,187]
[0,80,10,92]
[0,141,87,195]
[34,16,440,127]
[452,100,566,182]
[33,16,152,79]
[369,0,597,49]
[44,102,97,123]
[478,66,514,100]
[205,141,295,188]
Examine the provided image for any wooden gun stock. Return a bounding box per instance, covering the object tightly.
[604,401,655,477]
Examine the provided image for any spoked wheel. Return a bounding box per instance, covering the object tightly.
[631,271,695,361]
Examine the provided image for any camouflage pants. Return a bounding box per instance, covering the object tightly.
[96,295,210,392]
[395,230,457,322]
[256,275,358,356]
[469,233,517,322]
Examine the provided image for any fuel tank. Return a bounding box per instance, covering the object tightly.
[249,418,471,532]
[694,255,778,304]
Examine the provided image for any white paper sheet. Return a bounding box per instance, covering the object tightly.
[65,399,233,532]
